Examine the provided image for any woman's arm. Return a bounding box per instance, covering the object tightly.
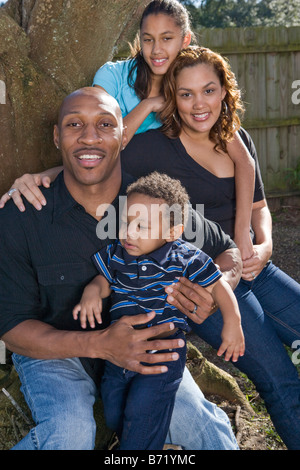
[0,166,63,211]
[241,199,273,280]
[227,132,255,260]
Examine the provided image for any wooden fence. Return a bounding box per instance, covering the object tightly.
[196,26,300,196]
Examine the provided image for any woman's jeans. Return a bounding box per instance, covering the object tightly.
[100,330,187,450]
[190,262,300,450]
[11,356,238,450]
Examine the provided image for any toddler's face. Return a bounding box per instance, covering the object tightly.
[119,193,171,256]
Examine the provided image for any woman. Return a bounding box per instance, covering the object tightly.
[1,0,254,259]
[120,46,300,449]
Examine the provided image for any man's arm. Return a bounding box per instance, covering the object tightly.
[165,247,242,324]
[168,207,242,323]
[2,313,185,375]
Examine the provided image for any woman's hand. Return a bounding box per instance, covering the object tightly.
[241,242,271,280]
[0,173,49,212]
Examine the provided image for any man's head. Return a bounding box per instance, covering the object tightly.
[54,87,127,195]
[119,172,190,256]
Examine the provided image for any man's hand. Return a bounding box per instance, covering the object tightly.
[165,278,216,324]
[2,314,185,375]
[98,312,185,374]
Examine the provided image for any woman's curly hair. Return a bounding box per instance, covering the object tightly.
[158,46,245,153]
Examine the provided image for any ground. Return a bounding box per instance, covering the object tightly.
[0,205,299,451]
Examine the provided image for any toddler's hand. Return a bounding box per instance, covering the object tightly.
[73,297,103,329]
[217,321,245,362]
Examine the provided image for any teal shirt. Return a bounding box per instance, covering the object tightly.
[93,59,161,134]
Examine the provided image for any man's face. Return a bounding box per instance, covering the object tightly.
[54,88,126,191]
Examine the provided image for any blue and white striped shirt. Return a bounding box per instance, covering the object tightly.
[92,238,222,331]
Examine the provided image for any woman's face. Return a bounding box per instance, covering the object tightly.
[175,63,226,136]
[140,13,191,78]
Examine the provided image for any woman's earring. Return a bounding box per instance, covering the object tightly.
[221,100,228,116]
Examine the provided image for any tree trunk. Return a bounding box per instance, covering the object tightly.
[0,0,149,194]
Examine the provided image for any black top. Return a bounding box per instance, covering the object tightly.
[121,128,265,239]
[0,171,235,382]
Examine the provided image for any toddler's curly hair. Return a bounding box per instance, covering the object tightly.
[126,172,190,227]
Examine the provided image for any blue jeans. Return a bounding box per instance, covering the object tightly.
[190,262,300,450]
[11,355,238,450]
[12,356,97,450]
[101,331,186,450]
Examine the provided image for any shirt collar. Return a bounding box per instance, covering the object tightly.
[148,240,175,263]
[119,239,176,265]
[52,171,135,222]
[52,171,78,221]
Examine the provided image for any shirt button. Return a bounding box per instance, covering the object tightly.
[141,266,147,271]
[60,275,65,281]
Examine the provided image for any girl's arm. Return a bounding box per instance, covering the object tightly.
[227,133,255,260]
[122,95,165,143]
[241,199,273,281]
[97,84,165,144]
[0,166,63,211]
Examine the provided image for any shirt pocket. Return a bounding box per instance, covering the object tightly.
[36,262,90,286]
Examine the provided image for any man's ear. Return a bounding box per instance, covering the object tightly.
[165,224,184,242]
[121,125,128,151]
[53,125,60,150]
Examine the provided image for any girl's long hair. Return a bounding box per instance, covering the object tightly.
[128,0,195,100]
[158,46,245,152]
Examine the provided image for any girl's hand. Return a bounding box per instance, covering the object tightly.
[146,95,165,113]
[0,173,49,212]
[234,229,254,261]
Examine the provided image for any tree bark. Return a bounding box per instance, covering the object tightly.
[0,0,149,194]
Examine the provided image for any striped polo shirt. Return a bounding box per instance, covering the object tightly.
[92,238,222,331]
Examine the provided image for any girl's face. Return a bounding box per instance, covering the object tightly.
[140,13,191,78]
[175,63,226,136]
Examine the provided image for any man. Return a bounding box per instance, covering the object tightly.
[0,87,240,450]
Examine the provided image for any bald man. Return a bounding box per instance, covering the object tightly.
[0,87,238,450]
